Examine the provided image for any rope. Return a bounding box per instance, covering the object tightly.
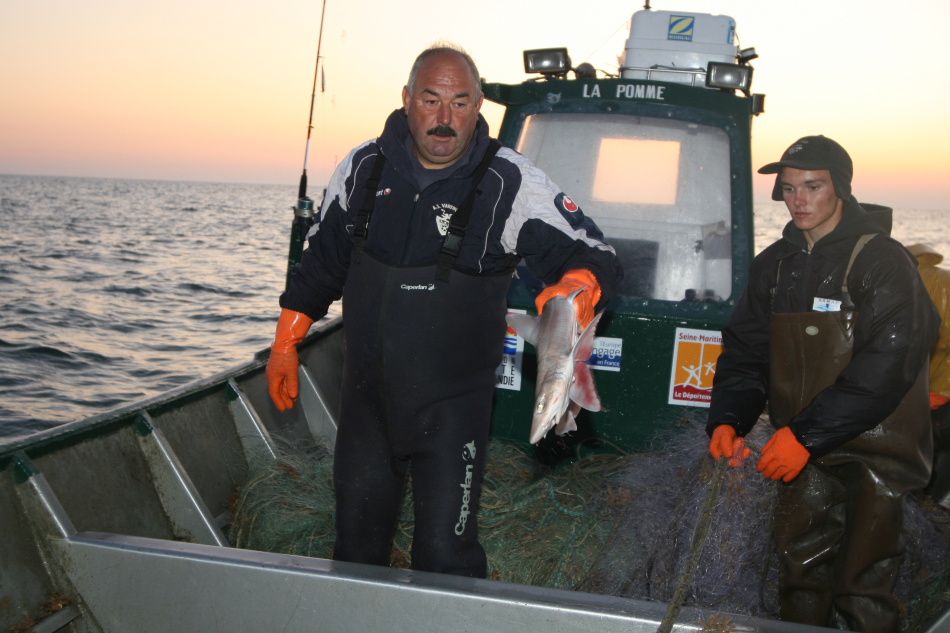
[655,457,728,633]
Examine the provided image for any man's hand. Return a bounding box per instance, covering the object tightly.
[266,309,314,411]
[535,269,602,328]
[708,425,751,467]
[757,427,810,482]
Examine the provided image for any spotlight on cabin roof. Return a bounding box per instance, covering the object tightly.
[705,61,753,94]
[523,48,572,78]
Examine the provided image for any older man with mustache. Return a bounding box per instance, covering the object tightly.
[265,43,621,577]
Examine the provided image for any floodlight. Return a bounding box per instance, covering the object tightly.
[524,48,572,78]
[705,62,753,93]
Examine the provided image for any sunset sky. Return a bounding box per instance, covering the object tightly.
[2,0,949,209]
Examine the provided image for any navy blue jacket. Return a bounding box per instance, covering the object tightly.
[281,109,621,319]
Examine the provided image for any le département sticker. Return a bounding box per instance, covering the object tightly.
[668,327,723,407]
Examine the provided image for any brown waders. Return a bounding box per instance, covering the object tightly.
[767,235,932,633]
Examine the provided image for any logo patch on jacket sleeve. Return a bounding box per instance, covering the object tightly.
[555,193,590,230]
[553,193,606,239]
[556,193,579,213]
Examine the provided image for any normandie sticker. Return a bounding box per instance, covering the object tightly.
[495,309,526,391]
[668,327,723,407]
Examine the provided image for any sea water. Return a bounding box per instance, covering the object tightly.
[1,174,946,441]
[0,175,292,439]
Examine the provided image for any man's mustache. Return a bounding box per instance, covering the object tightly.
[427,125,457,137]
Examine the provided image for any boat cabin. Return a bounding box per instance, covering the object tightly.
[488,8,762,454]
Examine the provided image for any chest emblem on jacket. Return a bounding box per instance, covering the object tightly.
[432,202,459,237]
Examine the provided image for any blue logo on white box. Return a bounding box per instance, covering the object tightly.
[668,15,694,42]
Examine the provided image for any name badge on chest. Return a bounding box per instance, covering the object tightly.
[812,297,842,312]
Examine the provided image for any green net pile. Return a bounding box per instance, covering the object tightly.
[228,424,950,631]
[229,439,624,586]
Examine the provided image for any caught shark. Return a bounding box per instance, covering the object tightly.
[505,289,603,444]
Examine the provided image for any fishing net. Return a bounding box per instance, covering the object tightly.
[228,438,616,582]
[576,422,781,615]
[229,420,950,631]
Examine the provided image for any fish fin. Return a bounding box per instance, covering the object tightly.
[555,409,577,436]
[505,312,539,346]
[572,311,603,362]
[569,311,603,411]
[570,363,602,412]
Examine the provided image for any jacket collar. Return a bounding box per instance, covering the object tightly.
[779,197,885,254]
[376,108,491,180]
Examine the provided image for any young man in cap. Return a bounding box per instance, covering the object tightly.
[706,135,939,632]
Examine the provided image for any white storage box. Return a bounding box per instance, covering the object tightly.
[622,10,737,85]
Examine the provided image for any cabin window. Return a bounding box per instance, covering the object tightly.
[593,138,680,205]
[517,113,732,303]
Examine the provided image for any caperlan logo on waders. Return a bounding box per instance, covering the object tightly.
[400,283,435,291]
[455,441,477,535]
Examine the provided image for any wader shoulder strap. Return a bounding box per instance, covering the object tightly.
[436,140,502,283]
[350,149,387,249]
[840,233,877,310]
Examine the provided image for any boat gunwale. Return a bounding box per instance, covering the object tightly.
[0,315,344,466]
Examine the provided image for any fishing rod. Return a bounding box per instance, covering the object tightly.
[285,0,328,290]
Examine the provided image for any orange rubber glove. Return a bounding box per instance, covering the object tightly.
[535,269,602,328]
[708,425,751,468]
[931,392,949,411]
[757,427,810,483]
[266,308,314,411]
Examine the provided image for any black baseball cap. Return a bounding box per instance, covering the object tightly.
[758,135,854,202]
